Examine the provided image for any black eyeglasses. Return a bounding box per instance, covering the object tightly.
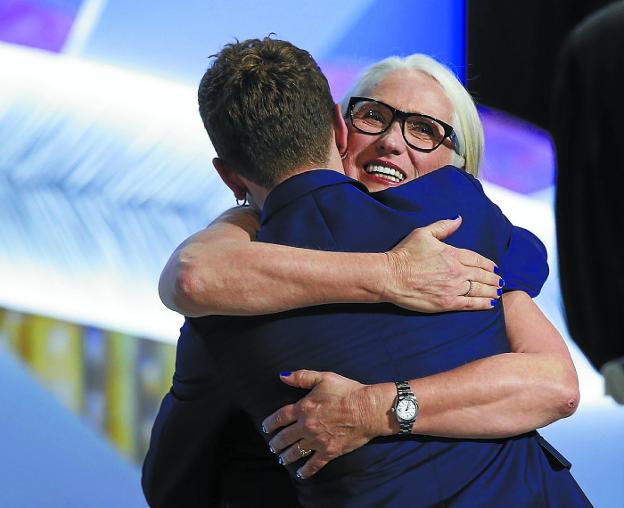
[347,96,462,155]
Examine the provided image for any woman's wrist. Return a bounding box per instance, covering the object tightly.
[378,251,402,305]
[361,382,400,437]
[362,253,393,304]
[330,252,390,305]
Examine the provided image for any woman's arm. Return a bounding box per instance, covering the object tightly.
[160,208,502,317]
[262,291,579,478]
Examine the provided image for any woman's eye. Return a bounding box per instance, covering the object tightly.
[364,109,385,122]
[408,121,435,136]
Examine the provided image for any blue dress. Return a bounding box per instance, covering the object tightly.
[155,167,590,507]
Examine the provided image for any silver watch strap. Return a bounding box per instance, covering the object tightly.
[398,420,413,434]
[396,381,412,397]
[395,381,417,435]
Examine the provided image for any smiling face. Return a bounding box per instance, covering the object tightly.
[343,69,457,192]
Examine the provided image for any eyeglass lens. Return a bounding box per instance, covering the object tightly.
[351,100,447,151]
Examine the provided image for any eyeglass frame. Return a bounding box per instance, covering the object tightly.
[347,96,462,156]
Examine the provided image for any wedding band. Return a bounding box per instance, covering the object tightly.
[297,442,313,457]
[462,280,474,297]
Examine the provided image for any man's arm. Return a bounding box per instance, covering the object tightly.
[142,322,231,507]
[160,208,502,317]
[262,291,579,478]
[142,321,302,507]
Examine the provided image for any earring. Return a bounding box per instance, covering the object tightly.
[236,197,248,206]
[340,150,349,161]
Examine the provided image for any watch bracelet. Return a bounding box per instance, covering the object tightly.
[396,381,412,396]
[395,381,417,435]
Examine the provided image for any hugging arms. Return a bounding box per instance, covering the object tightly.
[155,50,579,481]
[144,41,585,507]
[159,203,577,479]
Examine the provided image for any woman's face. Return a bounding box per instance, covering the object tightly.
[343,69,457,192]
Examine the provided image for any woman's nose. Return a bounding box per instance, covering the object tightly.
[375,120,405,155]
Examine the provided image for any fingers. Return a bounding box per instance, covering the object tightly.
[451,248,505,293]
[461,297,501,310]
[424,216,463,241]
[277,440,314,466]
[279,369,324,390]
[263,370,325,433]
[460,279,504,299]
[455,273,504,311]
[262,403,297,434]
[278,443,332,479]
[268,421,301,454]
[446,274,504,311]
[474,269,504,289]
[454,247,499,275]
[295,456,330,479]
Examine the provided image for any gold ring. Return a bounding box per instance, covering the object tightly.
[297,442,313,457]
[462,280,474,297]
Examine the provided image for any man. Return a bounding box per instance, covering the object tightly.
[144,38,585,507]
[142,38,502,507]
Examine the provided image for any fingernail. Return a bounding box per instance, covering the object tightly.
[494,266,501,275]
[296,471,304,480]
[491,299,498,307]
[261,424,268,433]
[450,214,460,220]
[280,371,292,377]
[497,288,503,296]
[269,445,276,454]
[278,456,285,465]
[499,278,505,287]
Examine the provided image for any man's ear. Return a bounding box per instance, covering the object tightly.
[332,104,349,156]
[213,158,249,200]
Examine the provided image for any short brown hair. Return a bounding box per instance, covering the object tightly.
[198,37,336,188]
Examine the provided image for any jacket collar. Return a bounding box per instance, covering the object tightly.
[260,169,367,225]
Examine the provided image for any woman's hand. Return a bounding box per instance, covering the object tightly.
[261,370,389,479]
[260,299,580,480]
[384,217,503,311]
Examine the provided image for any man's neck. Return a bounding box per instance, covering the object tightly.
[251,160,344,210]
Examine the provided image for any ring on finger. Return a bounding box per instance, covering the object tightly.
[296,442,313,458]
[462,280,474,297]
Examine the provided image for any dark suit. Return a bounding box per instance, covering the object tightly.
[145,167,589,507]
[142,321,299,507]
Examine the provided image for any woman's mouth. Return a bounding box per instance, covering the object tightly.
[364,162,407,184]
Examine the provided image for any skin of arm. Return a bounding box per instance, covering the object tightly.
[159,207,502,317]
[262,290,580,479]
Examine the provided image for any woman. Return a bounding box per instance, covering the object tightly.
[161,52,586,505]
[161,55,497,318]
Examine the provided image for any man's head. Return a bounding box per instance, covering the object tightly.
[198,37,338,192]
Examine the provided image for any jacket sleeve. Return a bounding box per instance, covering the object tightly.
[499,225,549,297]
[141,320,229,508]
[462,171,549,298]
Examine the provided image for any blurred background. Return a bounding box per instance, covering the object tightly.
[0,0,622,506]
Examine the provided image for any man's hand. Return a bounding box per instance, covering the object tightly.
[261,370,387,479]
[383,216,503,312]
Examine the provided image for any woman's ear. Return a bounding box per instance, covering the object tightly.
[213,158,249,200]
[332,103,349,156]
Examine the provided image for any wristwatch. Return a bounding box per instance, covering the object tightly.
[392,381,419,435]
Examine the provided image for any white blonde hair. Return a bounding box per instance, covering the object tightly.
[340,54,483,177]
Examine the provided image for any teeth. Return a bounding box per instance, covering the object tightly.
[365,164,406,182]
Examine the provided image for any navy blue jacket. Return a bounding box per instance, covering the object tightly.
[144,167,589,507]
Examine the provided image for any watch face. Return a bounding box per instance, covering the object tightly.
[396,398,417,421]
